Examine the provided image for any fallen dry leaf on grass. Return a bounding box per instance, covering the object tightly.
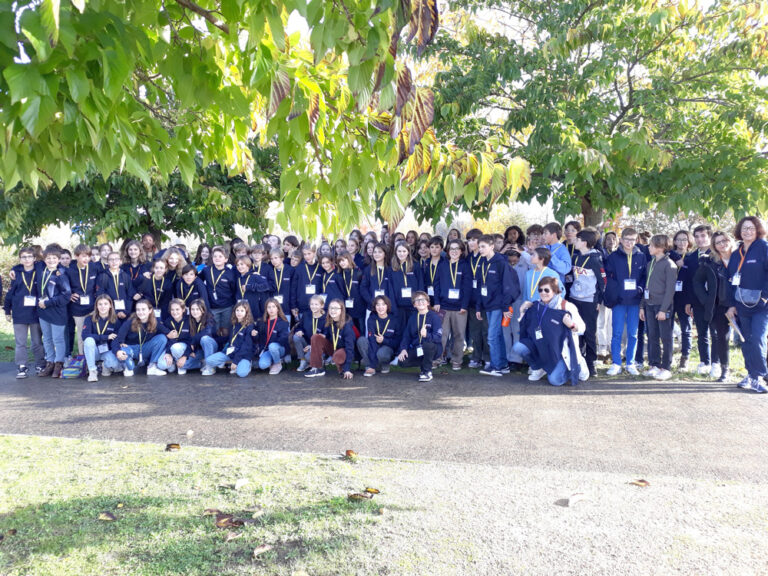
[364,487,380,494]
[348,492,374,501]
[203,508,221,516]
[343,449,359,462]
[116,503,124,509]
[4,346,13,351]
[165,443,181,452]
[630,479,650,487]
[98,512,116,522]
[252,544,273,558]
[215,513,245,528]
[225,531,242,542]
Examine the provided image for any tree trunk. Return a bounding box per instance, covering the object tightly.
[581,193,604,228]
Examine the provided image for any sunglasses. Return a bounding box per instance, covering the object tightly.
[538,288,552,294]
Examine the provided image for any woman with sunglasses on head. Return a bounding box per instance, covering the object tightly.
[513,277,587,386]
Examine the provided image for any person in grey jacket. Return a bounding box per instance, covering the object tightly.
[640,235,678,380]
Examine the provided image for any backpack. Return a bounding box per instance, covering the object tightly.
[61,355,87,379]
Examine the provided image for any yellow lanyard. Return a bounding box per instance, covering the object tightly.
[331,324,340,349]
[229,325,244,346]
[323,271,335,292]
[238,276,248,298]
[529,269,543,299]
[111,272,121,298]
[343,270,353,297]
[647,259,657,284]
[401,263,409,287]
[449,260,458,288]
[418,313,427,343]
[78,265,88,293]
[627,251,633,276]
[96,318,109,335]
[181,281,194,303]
[274,266,284,291]
[22,270,35,294]
[312,316,320,334]
[429,261,438,284]
[376,266,384,288]
[152,276,165,305]
[481,260,490,286]
[137,327,145,350]
[569,244,575,258]
[171,319,184,334]
[41,268,54,291]
[305,262,319,283]
[470,254,480,278]
[376,318,390,338]
[253,262,262,275]
[210,267,226,291]
[576,255,590,270]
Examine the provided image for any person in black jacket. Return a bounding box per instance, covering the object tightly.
[304,299,356,379]
[358,295,400,376]
[185,299,219,374]
[396,291,443,382]
[82,295,121,382]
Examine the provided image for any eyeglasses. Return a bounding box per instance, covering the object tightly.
[742,225,756,232]
[20,255,34,259]
[538,288,552,294]
[329,306,342,311]
[714,239,729,246]
[414,298,428,303]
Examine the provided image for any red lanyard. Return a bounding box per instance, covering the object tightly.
[266,318,277,343]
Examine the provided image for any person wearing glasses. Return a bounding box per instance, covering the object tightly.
[726,216,768,393]
[513,277,586,385]
[304,298,356,379]
[396,291,443,382]
[433,239,472,370]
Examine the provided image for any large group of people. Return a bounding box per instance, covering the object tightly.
[2,217,767,393]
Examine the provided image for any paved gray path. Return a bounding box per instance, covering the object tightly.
[0,362,766,481]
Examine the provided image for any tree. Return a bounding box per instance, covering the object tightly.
[0,0,531,239]
[426,0,768,226]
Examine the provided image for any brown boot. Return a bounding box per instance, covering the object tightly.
[38,362,54,377]
[52,362,64,378]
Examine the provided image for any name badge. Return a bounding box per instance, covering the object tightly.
[416,346,424,357]
[401,287,412,299]
[23,296,37,307]
[374,290,384,298]
[731,273,741,286]
[472,279,478,289]
[427,286,435,296]
[305,284,316,295]
[644,289,650,300]
[226,346,235,356]
[154,309,162,318]
[275,294,284,304]
[79,295,91,306]
[535,329,543,340]
[675,281,683,292]
[345,299,354,308]
[481,287,488,297]
[98,344,109,354]
[448,288,460,300]
[114,299,126,311]
[212,291,218,301]
[624,279,637,291]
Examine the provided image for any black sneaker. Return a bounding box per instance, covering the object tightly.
[418,371,433,382]
[16,365,28,379]
[304,367,326,378]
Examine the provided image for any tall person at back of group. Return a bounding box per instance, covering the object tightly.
[683,225,718,377]
[202,246,236,331]
[465,229,489,370]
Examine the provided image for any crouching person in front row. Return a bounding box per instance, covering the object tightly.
[157,299,193,375]
[304,298,355,379]
[396,291,443,382]
[83,295,121,382]
[358,295,400,377]
[293,295,326,372]
[184,299,219,375]
[112,299,169,377]
[255,298,290,375]
[513,277,585,386]
[205,300,254,377]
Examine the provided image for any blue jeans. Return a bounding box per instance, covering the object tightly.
[512,342,568,386]
[258,343,285,369]
[737,308,768,378]
[486,308,507,370]
[83,337,119,372]
[211,306,232,331]
[206,351,251,377]
[611,304,640,366]
[39,319,67,363]
[292,334,311,361]
[157,342,189,371]
[182,336,218,370]
[117,335,168,370]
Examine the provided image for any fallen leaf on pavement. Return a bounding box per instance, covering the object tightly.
[252,544,273,558]
[165,443,181,452]
[348,492,373,501]
[98,512,116,522]
[630,479,650,487]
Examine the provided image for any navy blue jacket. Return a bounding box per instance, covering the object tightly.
[112,318,169,353]
[202,265,237,310]
[174,276,210,310]
[604,247,647,308]
[291,261,323,313]
[96,269,136,315]
[434,259,472,311]
[121,262,150,291]
[269,264,295,311]
[4,268,40,324]
[67,263,99,317]
[680,249,710,307]
[322,319,356,372]
[334,268,365,319]
[189,315,217,352]
[519,301,580,385]
[353,253,366,270]
[360,265,398,312]
[476,253,520,312]
[389,264,424,313]
[466,252,483,308]
[164,315,193,350]
[249,262,275,317]
[366,313,401,350]
[319,270,346,307]
[217,322,254,363]
[726,238,768,313]
[424,257,445,299]
[235,271,271,319]
[82,316,121,346]
[136,275,173,320]
[669,250,689,308]
[295,312,326,341]
[255,317,291,352]
[398,310,443,356]
[37,266,72,325]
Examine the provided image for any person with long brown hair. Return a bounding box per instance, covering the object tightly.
[304,298,355,379]
[82,295,121,382]
[112,299,169,377]
[203,300,255,378]
[255,298,290,374]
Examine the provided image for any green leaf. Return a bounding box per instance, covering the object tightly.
[3,64,46,103]
[71,0,86,13]
[266,5,285,51]
[65,68,89,103]
[40,0,60,44]
[20,95,57,138]
[21,9,52,61]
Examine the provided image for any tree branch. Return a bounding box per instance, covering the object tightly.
[174,0,230,35]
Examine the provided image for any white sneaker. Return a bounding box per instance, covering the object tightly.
[654,369,672,380]
[101,366,112,377]
[709,363,721,379]
[697,362,710,375]
[626,364,640,376]
[147,365,167,376]
[297,359,309,372]
[124,368,134,377]
[177,368,187,375]
[269,363,283,375]
[201,367,216,376]
[528,368,546,381]
[88,370,98,382]
[606,364,622,376]
[643,367,660,378]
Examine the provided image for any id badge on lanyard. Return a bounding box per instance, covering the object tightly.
[79,295,91,306]
[624,279,637,291]
[114,299,126,311]
[448,288,460,300]
[481,286,488,297]
[23,296,37,307]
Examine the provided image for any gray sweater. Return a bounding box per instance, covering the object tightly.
[641,254,677,314]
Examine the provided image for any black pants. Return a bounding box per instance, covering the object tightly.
[711,306,730,368]
[572,299,598,369]
[692,304,715,365]
[645,305,673,370]
[468,308,489,363]
[635,318,646,364]
[673,300,692,358]
[400,341,437,372]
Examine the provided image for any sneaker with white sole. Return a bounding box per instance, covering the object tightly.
[123,368,134,377]
[467,360,482,369]
[88,370,98,382]
[736,376,751,389]
[269,363,283,375]
[744,378,768,394]
[147,365,167,376]
[418,371,433,382]
[626,364,640,376]
[709,363,721,379]
[654,369,672,381]
[297,359,309,372]
[363,368,376,377]
[201,366,216,376]
[528,368,546,381]
[480,369,503,377]
[606,364,622,376]
[451,363,462,371]
[643,367,660,378]
[101,366,112,377]
[697,362,710,375]
[381,364,391,374]
[304,367,325,378]
[16,365,28,379]
[177,368,187,375]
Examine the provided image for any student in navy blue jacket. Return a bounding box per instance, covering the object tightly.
[726,216,768,393]
[293,295,326,372]
[234,256,271,320]
[3,246,45,377]
[186,299,219,374]
[121,240,151,292]
[669,230,693,368]
[396,291,443,382]
[112,300,169,377]
[202,245,237,331]
[360,244,397,312]
[174,264,210,311]
[475,235,520,377]
[465,229,489,369]
[425,237,445,304]
[97,251,135,321]
[291,244,323,319]
[82,295,121,382]
[434,239,473,370]
[604,228,647,376]
[319,255,345,306]
[358,295,401,377]
[347,238,365,270]
[249,246,274,318]
[268,248,295,319]
[203,300,254,378]
[682,224,717,375]
[136,259,173,322]
[335,252,365,334]
[67,244,100,355]
[304,299,356,379]
[37,246,72,378]
[156,299,194,374]
[255,297,291,374]
[390,241,424,331]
